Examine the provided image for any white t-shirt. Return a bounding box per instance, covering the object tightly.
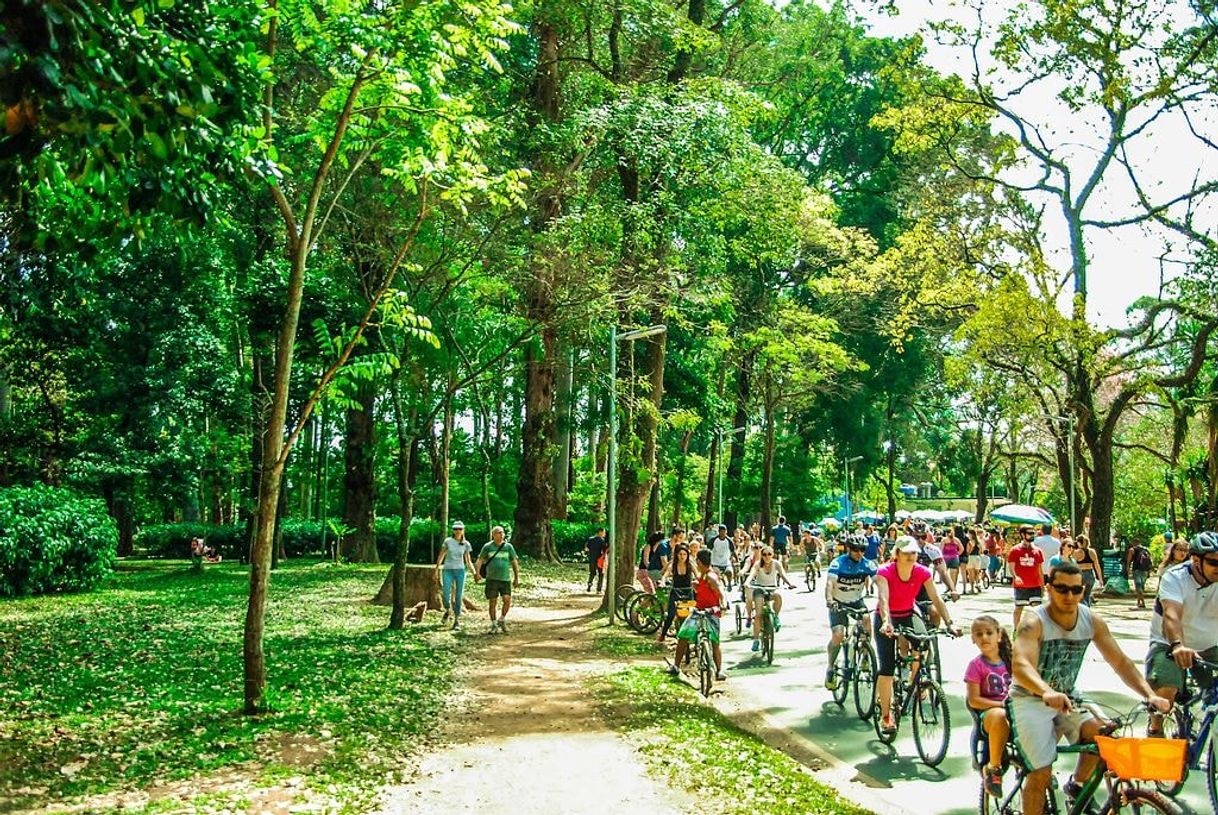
[710,535,733,567]
[1150,562,1218,651]
[441,536,471,570]
[1033,534,1061,575]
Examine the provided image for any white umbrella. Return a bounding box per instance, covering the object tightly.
[989,504,1054,525]
[894,509,911,521]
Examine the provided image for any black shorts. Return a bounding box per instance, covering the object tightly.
[1013,586,1043,606]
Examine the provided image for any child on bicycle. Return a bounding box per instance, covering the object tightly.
[672,549,729,681]
[966,614,1012,798]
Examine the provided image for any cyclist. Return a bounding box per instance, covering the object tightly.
[1145,530,1218,736]
[745,545,796,653]
[708,524,735,588]
[672,548,729,681]
[1009,559,1171,815]
[911,524,959,626]
[874,537,960,735]
[825,534,876,689]
[769,516,793,568]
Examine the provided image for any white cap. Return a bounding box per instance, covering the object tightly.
[451,520,465,530]
[896,536,920,555]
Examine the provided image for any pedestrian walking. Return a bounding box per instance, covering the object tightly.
[435,520,474,631]
[473,525,520,633]
[585,527,608,593]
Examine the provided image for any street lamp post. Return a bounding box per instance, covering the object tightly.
[716,425,747,524]
[607,324,667,625]
[1057,414,1076,535]
[844,455,863,523]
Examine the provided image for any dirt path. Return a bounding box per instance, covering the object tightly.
[376,596,693,815]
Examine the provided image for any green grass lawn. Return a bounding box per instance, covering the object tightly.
[0,558,465,813]
[597,666,875,815]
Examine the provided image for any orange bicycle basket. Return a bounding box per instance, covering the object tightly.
[1094,735,1186,782]
[676,600,696,619]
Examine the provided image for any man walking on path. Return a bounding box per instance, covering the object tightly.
[474,525,520,634]
[585,527,608,593]
[1032,524,1060,577]
[1126,537,1154,608]
[1009,527,1045,628]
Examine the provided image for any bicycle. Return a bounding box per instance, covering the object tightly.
[753,587,779,665]
[687,608,718,698]
[874,623,956,767]
[625,585,671,635]
[978,701,1182,815]
[614,584,638,622]
[805,556,821,593]
[827,603,878,721]
[1153,656,1218,811]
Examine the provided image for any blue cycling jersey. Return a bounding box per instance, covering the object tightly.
[827,554,877,604]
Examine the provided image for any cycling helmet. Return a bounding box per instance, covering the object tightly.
[1189,531,1218,556]
[911,521,927,535]
[848,534,867,551]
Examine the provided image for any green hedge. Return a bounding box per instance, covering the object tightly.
[135,518,605,563]
[0,484,118,597]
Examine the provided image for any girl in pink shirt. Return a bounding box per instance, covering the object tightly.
[966,615,1012,799]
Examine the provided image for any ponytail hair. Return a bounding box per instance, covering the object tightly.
[972,614,1013,671]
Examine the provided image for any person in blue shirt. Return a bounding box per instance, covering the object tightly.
[863,523,883,561]
[769,516,793,567]
[824,535,878,690]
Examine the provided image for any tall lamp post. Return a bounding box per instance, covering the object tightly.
[607,324,667,624]
[845,455,863,523]
[716,425,747,524]
[1056,414,1076,535]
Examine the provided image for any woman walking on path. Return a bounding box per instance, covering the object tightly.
[1069,534,1102,606]
[436,521,474,631]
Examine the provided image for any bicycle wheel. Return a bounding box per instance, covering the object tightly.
[697,637,714,698]
[614,585,637,621]
[927,635,943,686]
[805,564,816,593]
[853,639,878,721]
[1153,706,1190,797]
[734,602,743,635]
[1207,732,1218,815]
[1105,787,1178,814]
[830,642,849,707]
[913,678,951,767]
[979,769,1023,815]
[631,593,662,635]
[763,611,775,665]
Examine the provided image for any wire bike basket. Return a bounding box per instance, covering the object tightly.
[1094,735,1186,782]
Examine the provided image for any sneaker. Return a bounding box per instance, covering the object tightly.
[441,610,450,625]
[667,665,680,677]
[487,622,499,634]
[983,766,1004,798]
[825,674,839,691]
[716,671,728,681]
[451,621,461,632]
[751,639,760,652]
[1062,779,1100,814]
[880,715,898,735]
[498,619,508,633]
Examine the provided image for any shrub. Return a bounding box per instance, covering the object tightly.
[0,484,118,597]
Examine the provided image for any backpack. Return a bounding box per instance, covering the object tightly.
[1132,545,1152,572]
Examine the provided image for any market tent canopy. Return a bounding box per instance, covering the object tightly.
[894,510,911,521]
[852,510,885,523]
[989,504,1054,526]
[818,517,841,530]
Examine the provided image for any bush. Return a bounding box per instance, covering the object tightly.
[0,484,118,597]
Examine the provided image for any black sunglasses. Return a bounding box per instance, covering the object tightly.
[1049,583,1084,596]
[1202,557,1218,569]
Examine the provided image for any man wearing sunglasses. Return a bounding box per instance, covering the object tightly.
[1144,530,1218,736]
[1009,560,1171,815]
[1008,526,1045,629]
[824,535,876,690]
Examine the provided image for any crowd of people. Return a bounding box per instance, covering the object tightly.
[624,516,1217,813]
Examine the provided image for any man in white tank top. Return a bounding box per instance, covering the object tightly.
[1009,560,1170,815]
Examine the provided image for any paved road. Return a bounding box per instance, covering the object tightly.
[713,564,1213,815]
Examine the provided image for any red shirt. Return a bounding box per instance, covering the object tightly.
[1008,544,1044,588]
[693,573,722,614]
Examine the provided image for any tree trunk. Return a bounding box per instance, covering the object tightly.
[646,476,661,536]
[375,564,440,608]
[671,429,692,528]
[886,436,898,521]
[340,385,378,562]
[552,346,573,519]
[439,378,455,532]
[759,371,775,532]
[724,349,754,532]
[1205,378,1218,530]
[388,368,421,628]
[510,18,562,562]
[701,431,718,530]
[976,470,990,523]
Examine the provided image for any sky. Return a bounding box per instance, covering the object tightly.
[842,0,1215,329]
